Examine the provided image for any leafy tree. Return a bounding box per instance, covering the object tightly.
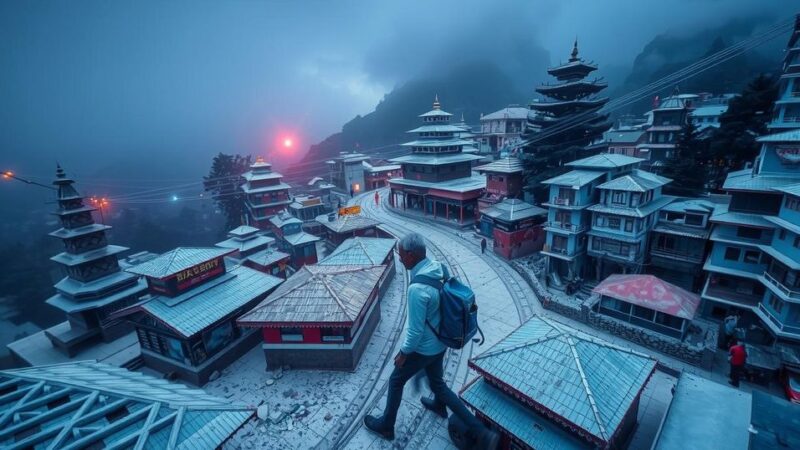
[663,120,707,197]
[203,153,252,230]
[707,74,778,189]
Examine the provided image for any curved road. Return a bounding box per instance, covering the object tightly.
[335,188,543,450]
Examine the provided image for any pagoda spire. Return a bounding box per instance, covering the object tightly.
[433,94,441,110]
[570,38,579,62]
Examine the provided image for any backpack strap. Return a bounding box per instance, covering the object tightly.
[410,274,446,339]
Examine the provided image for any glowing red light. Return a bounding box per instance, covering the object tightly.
[283,138,293,148]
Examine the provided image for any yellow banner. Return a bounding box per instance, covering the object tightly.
[338,205,361,216]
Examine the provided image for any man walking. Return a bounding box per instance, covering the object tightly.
[480,237,487,254]
[728,338,747,387]
[364,233,499,449]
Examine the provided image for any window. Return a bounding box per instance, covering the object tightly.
[624,220,633,232]
[685,214,703,226]
[602,297,631,314]
[780,229,787,240]
[795,236,800,249]
[743,250,761,264]
[724,247,741,261]
[608,217,621,229]
[654,312,684,330]
[631,194,641,206]
[203,322,235,354]
[164,337,185,362]
[611,191,625,204]
[280,327,304,342]
[736,227,762,240]
[321,327,348,342]
[769,294,784,314]
[632,305,655,321]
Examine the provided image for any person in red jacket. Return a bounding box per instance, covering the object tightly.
[374,190,380,206]
[728,339,747,387]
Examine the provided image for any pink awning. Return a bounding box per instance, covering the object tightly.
[593,274,700,320]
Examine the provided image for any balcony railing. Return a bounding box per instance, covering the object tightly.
[702,278,761,307]
[545,222,586,233]
[588,247,640,262]
[543,244,569,255]
[784,116,800,123]
[650,247,704,264]
[552,196,576,206]
[762,271,800,301]
[758,303,800,336]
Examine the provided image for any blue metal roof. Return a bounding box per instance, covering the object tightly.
[0,361,252,449]
[462,378,590,450]
[470,316,656,445]
[125,247,234,278]
[319,237,396,266]
[136,265,283,337]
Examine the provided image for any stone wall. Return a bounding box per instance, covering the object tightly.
[511,260,717,370]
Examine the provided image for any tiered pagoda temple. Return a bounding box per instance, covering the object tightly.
[241,157,291,228]
[43,165,148,356]
[388,96,486,226]
[524,40,610,154]
[215,225,275,260]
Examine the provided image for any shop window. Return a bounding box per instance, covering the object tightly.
[203,321,235,354]
[632,305,655,321]
[164,337,185,362]
[601,297,631,314]
[654,312,683,330]
[685,214,703,226]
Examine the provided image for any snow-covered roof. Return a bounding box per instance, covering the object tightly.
[0,361,252,449]
[661,198,715,214]
[242,171,283,183]
[709,202,776,229]
[594,274,701,320]
[469,316,656,447]
[482,199,546,223]
[773,182,800,198]
[282,231,321,246]
[596,170,671,192]
[390,153,484,165]
[215,234,274,253]
[48,223,111,239]
[691,105,727,117]
[480,107,529,121]
[389,175,486,193]
[319,237,396,266]
[47,276,148,314]
[541,170,606,188]
[245,248,290,267]
[269,213,303,229]
[603,130,645,144]
[758,129,800,143]
[227,225,261,237]
[240,181,291,194]
[315,214,381,234]
[419,109,453,118]
[238,265,384,326]
[722,170,800,193]
[125,247,234,278]
[401,139,475,148]
[362,161,401,173]
[51,245,129,267]
[474,157,524,174]
[119,265,282,338]
[565,153,643,169]
[587,195,675,218]
[406,124,465,133]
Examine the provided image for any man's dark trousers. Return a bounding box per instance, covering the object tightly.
[381,351,483,435]
[730,363,745,387]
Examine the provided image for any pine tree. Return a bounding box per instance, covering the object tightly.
[203,153,252,230]
[663,120,707,197]
[707,74,778,189]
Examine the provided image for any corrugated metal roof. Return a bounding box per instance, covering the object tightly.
[480,107,530,121]
[419,109,453,117]
[710,203,776,228]
[661,198,714,214]
[587,195,675,218]
[772,182,800,198]
[0,361,251,449]
[215,235,274,253]
[390,153,484,165]
[227,225,260,237]
[401,139,476,148]
[593,274,701,319]
[283,231,321,246]
[319,237,396,266]
[134,265,283,337]
[483,199,547,222]
[474,157,525,174]
[541,170,606,188]
[603,130,645,144]
[315,214,381,234]
[240,181,291,194]
[757,129,800,142]
[125,247,234,278]
[406,124,466,133]
[269,212,303,229]
[470,316,656,445]
[461,378,590,450]
[238,264,384,325]
[596,170,670,192]
[389,175,487,193]
[566,154,643,169]
[245,248,290,267]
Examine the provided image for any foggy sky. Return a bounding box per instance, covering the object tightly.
[0,0,796,191]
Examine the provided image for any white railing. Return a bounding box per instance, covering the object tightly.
[763,271,800,300]
[758,303,800,336]
[552,197,573,206]
[545,222,586,233]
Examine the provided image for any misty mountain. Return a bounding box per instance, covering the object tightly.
[286,61,527,182]
[612,17,783,114]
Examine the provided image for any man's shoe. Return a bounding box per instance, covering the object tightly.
[421,397,448,418]
[477,428,500,450]
[363,415,394,441]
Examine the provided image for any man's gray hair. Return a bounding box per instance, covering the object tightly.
[399,232,426,257]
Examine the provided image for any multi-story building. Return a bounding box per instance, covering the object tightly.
[388,97,486,226]
[362,161,402,190]
[636,94,697,172]
[478,106,531,154]
[700,18,800,345]
[326,152,370,195]
[241,157,291,228]
[474,157,525,212]
[648,199,715,291]
[541,154,667,285]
